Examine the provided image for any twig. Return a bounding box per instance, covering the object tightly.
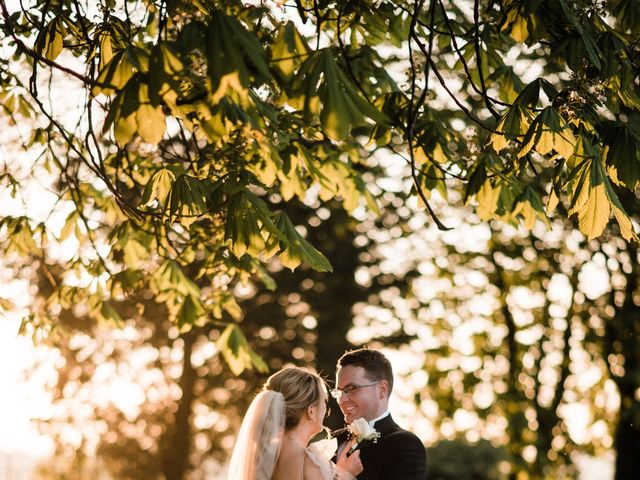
[406,0,451,230]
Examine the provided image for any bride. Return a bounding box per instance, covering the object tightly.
[227,366,362,480]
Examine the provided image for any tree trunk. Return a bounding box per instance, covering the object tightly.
[162,332,196,480]
[608,242,640,480]
[614,398,640,480]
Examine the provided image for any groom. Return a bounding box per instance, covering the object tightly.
[332,348,427,479]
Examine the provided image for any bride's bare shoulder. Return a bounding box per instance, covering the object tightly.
[272,437,305,480]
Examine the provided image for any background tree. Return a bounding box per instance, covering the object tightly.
[24,197,368,479]
[348,190,638,479]
[1,1,639,479]
[426,439,509,480]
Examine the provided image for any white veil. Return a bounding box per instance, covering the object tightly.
[227,390,286,480]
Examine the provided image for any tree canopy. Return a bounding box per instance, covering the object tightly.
[1,6,640,478]
[1,0,639,358]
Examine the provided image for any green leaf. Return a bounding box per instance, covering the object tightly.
[148,42,185,108]
[34,17,65,61]
[167,174,209,223]
[618,88,640,110]
[490,106,530,152]
[93,47,149,96]
[518,107,575,159]
[225,191,283,259]
[613,0,640,34]
[511,186,550,229]
[99,301,124,326]
[599,123,639,189]
[270,21,310,79]
[273,212,332,272]
[205,10,271,103]
[216,324,268,375]
[464,160,486,204]
[142,168,176,208]
[289,50,387,140]
[151,261,201,298]
[177,295,206,330]
[601,171,639,242]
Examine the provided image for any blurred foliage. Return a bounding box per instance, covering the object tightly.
[349,187,639,479]
[426,439,509,480]
[1,0,639,356]
[26,200,366,479]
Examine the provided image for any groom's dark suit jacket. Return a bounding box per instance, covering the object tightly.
[333,415,427,480]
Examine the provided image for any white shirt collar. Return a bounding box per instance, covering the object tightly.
[369,410,390,427]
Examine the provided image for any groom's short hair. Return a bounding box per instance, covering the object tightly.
[337,348,394,396]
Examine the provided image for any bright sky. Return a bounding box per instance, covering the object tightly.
[0,312,54,457]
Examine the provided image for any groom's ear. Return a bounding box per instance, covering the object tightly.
[378,380,389,399]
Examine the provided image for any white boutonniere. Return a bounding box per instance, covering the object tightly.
[347,418,380,454]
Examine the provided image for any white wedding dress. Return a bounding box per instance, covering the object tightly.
[305,442,339,479]
[227,391,351,480]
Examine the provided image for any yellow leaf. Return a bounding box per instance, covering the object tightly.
[413,147,429,164]
[98,31,113,71]
[555,129,577,159]
[476,181,501,221]
[546,189,559,214]
[611,204,639,243]
[232,240,248,258]
[520,202,538,229]
[510,14,529,42]
[201,114,229,141]
[142,168,175,208]
[123,239,149,268]
[252,158,278,186]
[364,189,380,216]
[578,183,610,240]
[211,71,247,104]
[271,22,309,78]
[136,104,166,144]
[432,143,448,164]
[279,248,301,270]
[535,130,555,155]
[114,113,138,146]
[490,131,508,153]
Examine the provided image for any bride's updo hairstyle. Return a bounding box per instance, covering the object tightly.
[263,366,326,429]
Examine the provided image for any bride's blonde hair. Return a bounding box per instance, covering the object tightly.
[263,366,326,429]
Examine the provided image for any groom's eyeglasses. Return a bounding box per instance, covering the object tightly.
[330,382,379,400]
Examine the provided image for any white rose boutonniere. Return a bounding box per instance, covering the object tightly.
[347,418,381,454]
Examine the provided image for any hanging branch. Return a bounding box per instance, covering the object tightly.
[336,3,374,104]
[436,0,508,111]
[407,0,451,231]
[0,1,113,89]
[473,0,501,119]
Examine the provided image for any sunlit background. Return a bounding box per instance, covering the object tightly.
[1,1,637,479]
[0,165,619,478]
